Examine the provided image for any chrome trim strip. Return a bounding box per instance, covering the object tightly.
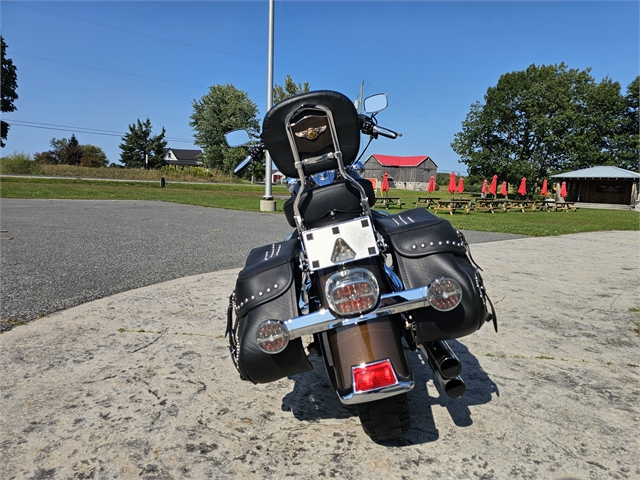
[339,375,415,405]
[282,285,430,339]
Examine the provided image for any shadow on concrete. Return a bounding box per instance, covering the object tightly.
[280,338,498,446]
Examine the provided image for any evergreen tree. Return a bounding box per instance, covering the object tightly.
[119,118,167,169]
[59,134,83,165]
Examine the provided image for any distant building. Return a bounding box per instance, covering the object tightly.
[362,154,438,190]
[163,148,204,168]
[551,166,640,206]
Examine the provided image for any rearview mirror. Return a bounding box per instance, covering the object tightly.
[225,129,251,147]
[363,94,388,114]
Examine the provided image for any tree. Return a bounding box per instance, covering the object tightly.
[80,144,109,167]
[34,136,108,167]
[59,134,83,165]
[273,75,310,104]
[190,84,260,175]
[119,118,167,169]
[451,63,636,190]
[615,76,639,170]
[1,35,18,148]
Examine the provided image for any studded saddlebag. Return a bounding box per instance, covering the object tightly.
[374,208,494,342]
[227,239,312,384]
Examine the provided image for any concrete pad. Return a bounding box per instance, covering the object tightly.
[1,231,639,479]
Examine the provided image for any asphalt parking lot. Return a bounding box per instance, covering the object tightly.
[0,199,524,326]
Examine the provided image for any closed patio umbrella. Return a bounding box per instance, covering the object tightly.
[560,181,567,198]
[500,181,508,198]
[458,177,464,195]
[541,179,548,196]
[518,177,527,197]
[427,175,436,194]
[481,179,487,197]
[381,172,389,196]
[488,175,498,197]
[448,172,457,196]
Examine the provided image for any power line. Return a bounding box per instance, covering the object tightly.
[9,52,210,90]
[366,81,455,136]
[6,1,362,83]
[6,1,455,139]
[9,120,194,143]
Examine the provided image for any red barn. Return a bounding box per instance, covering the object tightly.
[362,154,438,190]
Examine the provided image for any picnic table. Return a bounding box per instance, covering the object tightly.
[414,196,441,209]
[509,199,537,212]
[535,200,554,211]
[433,198,474,215]
[475,199,501,213]
[375,196,405,209]
[552,201,578,212]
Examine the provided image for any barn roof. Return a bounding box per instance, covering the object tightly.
[551,166,640,180]
[369,154,433,168]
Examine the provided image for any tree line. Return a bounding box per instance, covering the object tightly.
[2,32,637,185]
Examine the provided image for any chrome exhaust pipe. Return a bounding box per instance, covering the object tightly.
[420,341,462,378]
[433,372,466,399]
[418,341,466,399]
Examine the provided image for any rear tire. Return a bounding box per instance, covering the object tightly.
[356,394,411,441]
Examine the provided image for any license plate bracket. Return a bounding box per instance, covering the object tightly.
[302,217,379,271]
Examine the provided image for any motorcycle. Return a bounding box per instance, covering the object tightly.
[225,90,497,441]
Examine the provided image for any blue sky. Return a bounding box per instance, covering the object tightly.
[2,1,638,174]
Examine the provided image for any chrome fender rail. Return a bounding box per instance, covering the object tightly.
[282,285,431,339]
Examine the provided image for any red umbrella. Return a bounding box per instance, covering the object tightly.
[517,177,527,197]
[381,172,389,194]
[500,181,508,197]
[560,181,567,198]
[541,179,548,196]
[448,172,457,196]
[488,175,498,196]
[458,177,465,195]
[481,179,487,196]
[427,175,436,194]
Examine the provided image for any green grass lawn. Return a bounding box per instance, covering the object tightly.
[1,177,638,236]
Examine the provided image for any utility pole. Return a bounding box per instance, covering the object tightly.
[357,80,364,113]
[261,0,276,212]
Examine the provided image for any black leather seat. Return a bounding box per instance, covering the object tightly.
[283,179,376,228]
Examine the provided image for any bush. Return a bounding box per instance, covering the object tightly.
[0,151,42,174]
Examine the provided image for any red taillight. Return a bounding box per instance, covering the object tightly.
[325,268,379,317]
[352,359,398,393]
[331,281,376,314]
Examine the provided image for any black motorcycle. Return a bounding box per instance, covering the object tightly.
[225,90,496,441]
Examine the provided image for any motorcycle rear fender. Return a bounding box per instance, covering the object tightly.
[315,259,413,402]
[321,317,413,402]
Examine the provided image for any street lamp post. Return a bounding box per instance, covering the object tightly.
[260,0,276,212]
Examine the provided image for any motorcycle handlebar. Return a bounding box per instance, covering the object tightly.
[233,155,253,175]
[372,125,402,139]
[359,114,401,140]
[233,144,265,176]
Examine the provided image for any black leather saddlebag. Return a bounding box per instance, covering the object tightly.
[374,208,494,342]
[228,239,312,384]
